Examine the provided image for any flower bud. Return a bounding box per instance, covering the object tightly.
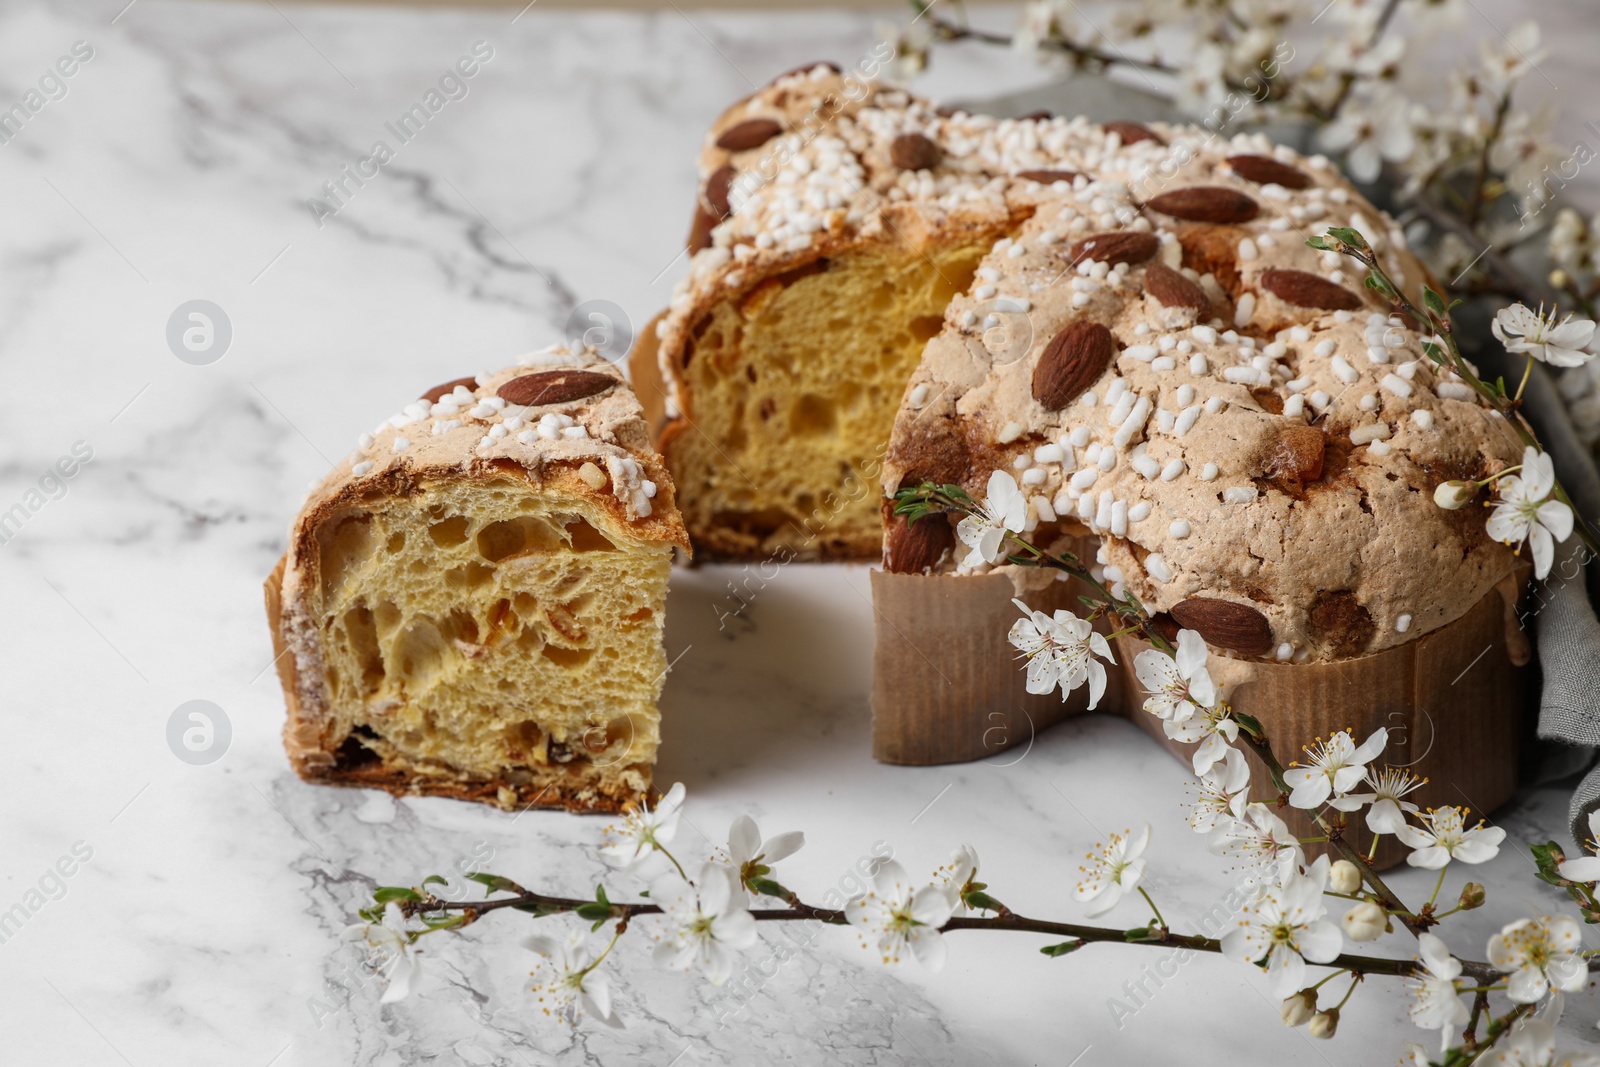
[1280,989,1317,1028]
[1341,900,1387,942]
[1458,882,1486,910]
[1309,1010,1340,1040]
[1433,480,1477,510]
[1328,859,1361,895]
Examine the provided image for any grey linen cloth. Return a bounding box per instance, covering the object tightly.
[1493,352,1600,847]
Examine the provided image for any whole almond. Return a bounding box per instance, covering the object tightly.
[1015,168,1080,185]
[1069,231,1160,266]
[498,370,617,407]
[1225,154,1312,190]
[890,132,943,171]
[1033,321,1115,411]
[421,376,478,404]
[703,164,736,217]
[1146,186,1260,224]
[1143,262,1209,313]
[716,118,783,152]
[1105,120,1162,145]
[884,513,953,574]
[1259,269,1363,311]
[1170,597,1274,656]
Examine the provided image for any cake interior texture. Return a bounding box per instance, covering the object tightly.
[309,472,668,805]
[665,235,1001,559]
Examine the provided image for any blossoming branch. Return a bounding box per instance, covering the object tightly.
[346,227,1600,1064]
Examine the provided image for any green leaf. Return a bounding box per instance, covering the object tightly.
[595,885,610,907]
[575,903,613,921]
[1040,940,1085,957]
[1422,341,1445,363]
[1234,712,1264,738]
[965,891,1003,914]
[421,875,448,888]
[1531,841,1567,886]
[1423,287,1446,314]
[1325,226,1365,248]
[464,872,524,895]
[1123,926,1155,942]
[512,901,561,916]
[1305,235,1332,251]
[373,886,423,904]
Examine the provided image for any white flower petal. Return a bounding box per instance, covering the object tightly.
[728,815,761,866]
[761,831,805,864]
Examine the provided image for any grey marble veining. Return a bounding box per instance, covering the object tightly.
[2,1,1598,1064]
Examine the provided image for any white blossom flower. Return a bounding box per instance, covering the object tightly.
[1479,1010,1600,1067]
[1548,208,1599,274]
[601,782,687,870]
[525,931,622,1027]
[726,814,804,897]
[1284,728,1388,810]
[1434,479,1478,510]
[1221,857,1343,997]
[1328,859,1362,895]
[1342,900,1387,942]
[1492,107,1568,213]
[1493,304,1597,368]
[1331,765,1426,833]
[1408,932,1469,1048]
[1325,32,1404,82]
[1209,803,1304,886]
[1189,746,1251,832]
[846,859,957,970]
[939,845,982,916]
[344,901,421,1004]
[1280,988,1317,1027]
[1319,91,1418,183]
[956,470,1027,567]
[1479,22,1549,97]
[1488,915,1588,1004]
[651,863,758,985]
[1073,824,1151,918]
[1012,0,1062,58]
[1008,599,1115,707]
[1164,701,1242,775]
[1397,806,1506,868]
[1557,811,1600,883]
[1134,628,1216,724]
[1485,446,1575,580]
[1399,1043,1432,1067]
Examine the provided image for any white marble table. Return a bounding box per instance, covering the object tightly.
[2,2,1597,1064]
